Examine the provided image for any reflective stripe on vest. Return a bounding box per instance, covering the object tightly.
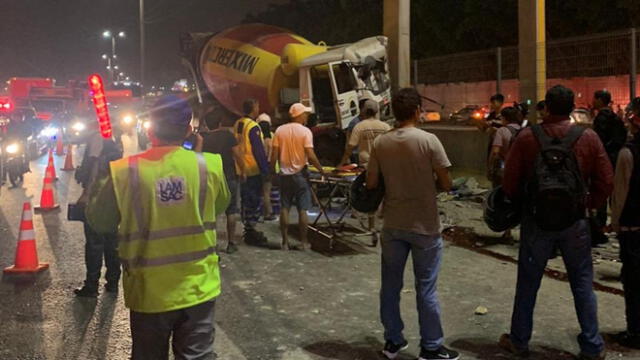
[122,246,216,269]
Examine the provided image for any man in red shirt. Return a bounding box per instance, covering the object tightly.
[499,85,613,360]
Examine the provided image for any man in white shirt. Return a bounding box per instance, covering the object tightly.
[271,103,324,250]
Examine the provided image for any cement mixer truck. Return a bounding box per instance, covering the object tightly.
[180,23,392,164]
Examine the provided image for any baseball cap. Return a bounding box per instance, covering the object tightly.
[361,99,379,116]
[150,95,193,127]
[256,113,271,124]
[289,103,312,118]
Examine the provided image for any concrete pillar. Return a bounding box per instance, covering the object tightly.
[384,0,411,90]
[496,47,503,94]
[631,28,637,101]
[518,0,546,119]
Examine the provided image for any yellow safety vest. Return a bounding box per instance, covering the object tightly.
[110,147,230,313]
[234,117,263,177]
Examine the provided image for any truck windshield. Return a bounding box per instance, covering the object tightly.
[358,60,390,96]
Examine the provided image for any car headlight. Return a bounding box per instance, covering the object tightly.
[143,120,151,129]
[6,143,19,154]
[71,122,86,132]
[40,126,58,138]
[123,115,134,125]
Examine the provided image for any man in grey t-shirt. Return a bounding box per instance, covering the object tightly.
[367,88,458,360]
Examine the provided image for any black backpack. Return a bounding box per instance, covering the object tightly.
[527,124,587,231]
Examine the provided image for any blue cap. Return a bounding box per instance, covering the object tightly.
[150,95,193,127]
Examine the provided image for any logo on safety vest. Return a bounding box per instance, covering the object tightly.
[156,177,186,205]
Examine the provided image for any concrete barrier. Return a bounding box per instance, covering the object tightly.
[420,124,489,175]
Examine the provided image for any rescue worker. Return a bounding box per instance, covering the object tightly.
[86,95,230,359]
[339,99,390,246]
[611,97,640,349]
[234,99,270,244]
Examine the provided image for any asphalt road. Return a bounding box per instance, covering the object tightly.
[0,134,639,360]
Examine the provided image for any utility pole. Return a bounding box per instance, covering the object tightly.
[631,28,637,101]
[140,0,145,90]
[518,0,546,121]
[384,0,411,90]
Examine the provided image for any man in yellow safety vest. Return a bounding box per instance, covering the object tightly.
[86,95,230,359]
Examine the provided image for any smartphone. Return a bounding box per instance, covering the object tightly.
[183,133,198,150]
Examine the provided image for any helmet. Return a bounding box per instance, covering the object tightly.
[483,185,521,232]
[350,171,385,213]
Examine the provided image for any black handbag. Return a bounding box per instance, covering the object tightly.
[67,203,86,222]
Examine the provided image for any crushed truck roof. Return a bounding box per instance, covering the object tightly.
[300,36,388,68]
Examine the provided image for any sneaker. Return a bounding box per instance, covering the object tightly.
[577,351,606,360]
[498,334,529,357]
[74,286,98,298]
[226,242,239,254]
[418,346,460,360]
[382,340,409,359]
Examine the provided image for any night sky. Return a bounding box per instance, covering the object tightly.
[0,0,287,88]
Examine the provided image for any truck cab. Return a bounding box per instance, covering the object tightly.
[297,37,392,164]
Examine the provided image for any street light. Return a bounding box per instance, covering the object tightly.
[102,29,126,83]
[101,54,108,60]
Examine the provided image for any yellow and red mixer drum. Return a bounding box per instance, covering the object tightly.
[200,24,326,116]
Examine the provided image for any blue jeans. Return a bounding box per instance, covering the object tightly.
[240,175,263,229]
[510,217,604,355]
[380,228,444,350]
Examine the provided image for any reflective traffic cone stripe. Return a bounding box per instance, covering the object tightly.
[35,170,59,211]
[4,202,49,274]
[61,144,75,171]
[47,150,58,181]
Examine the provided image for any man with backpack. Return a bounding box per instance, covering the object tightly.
[499,85,613,360]
[611,97,640,349]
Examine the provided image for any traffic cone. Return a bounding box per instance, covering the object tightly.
[61,144,75,171]
[46,150,58,181]
[35,163,59,212]
[4,202,49,274]
[55,132,64,156]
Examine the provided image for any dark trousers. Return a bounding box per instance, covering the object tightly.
[510,217,604,356]
[83,222,120,289]
[130,300,216,360]
[240,175,263,229]
[620,231,640,335]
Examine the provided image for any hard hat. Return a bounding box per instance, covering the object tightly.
[483,185,521,232]
[350,171,384,214]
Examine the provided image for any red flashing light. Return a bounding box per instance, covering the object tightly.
[0,99,13,112]
[87,74,112,139]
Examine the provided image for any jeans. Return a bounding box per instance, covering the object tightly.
[130,300,216,360]
[380,228,444,350]
[240,175,263,229]
[510,217,604,355]
[83,222,120,289]
[619,231,640,335]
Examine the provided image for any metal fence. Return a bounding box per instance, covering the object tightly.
[414,28,638,85]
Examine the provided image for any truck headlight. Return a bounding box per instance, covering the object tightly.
[6,143,19,154]
[143,120,151,129]
[71,122,86,132]
[123,115,134,125]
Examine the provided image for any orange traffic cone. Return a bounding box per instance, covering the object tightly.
[61,144,75,171]
[35,163,59,212]
[46,150,58,181]
[55,132,64,156]
[4,202,49,274]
